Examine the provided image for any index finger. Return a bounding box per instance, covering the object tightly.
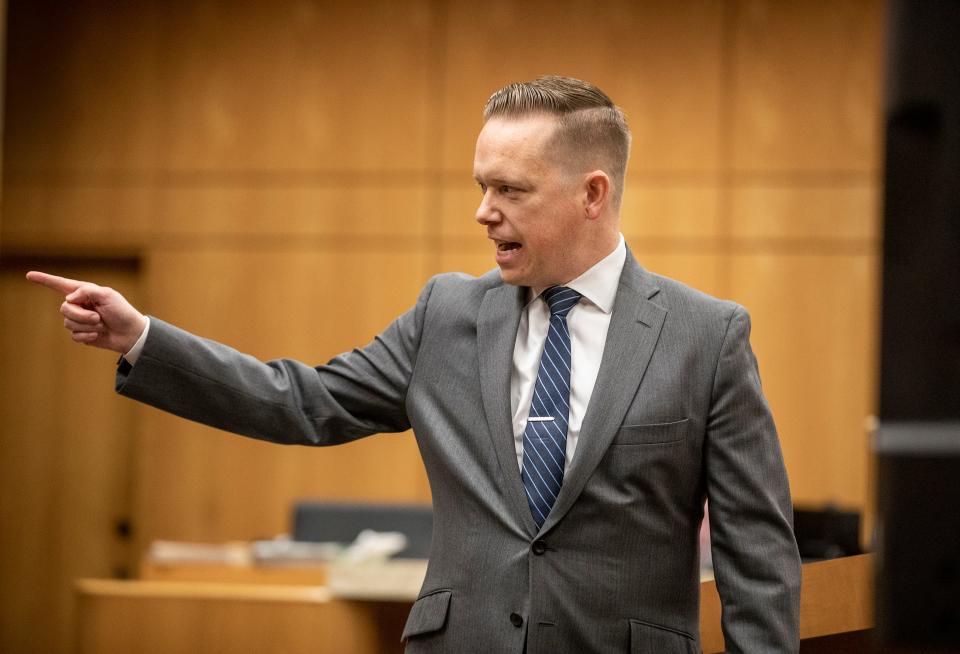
[26,271,85,295]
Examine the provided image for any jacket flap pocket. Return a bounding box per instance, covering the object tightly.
[401,589,452,640]
[614,418,689,445]
[629,619,696,654]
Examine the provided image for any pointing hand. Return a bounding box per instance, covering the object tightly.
[26,271,147,354]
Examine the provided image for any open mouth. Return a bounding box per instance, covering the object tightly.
[497,242,522,252]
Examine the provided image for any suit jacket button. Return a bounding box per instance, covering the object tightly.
[531,540,547,555]
[510,612,523,627]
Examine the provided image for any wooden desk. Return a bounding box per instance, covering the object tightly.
[701,553,874,652]
[75,579,408,654]
[78,555,875,653]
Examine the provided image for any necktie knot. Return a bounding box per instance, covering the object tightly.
[542,286,581,318]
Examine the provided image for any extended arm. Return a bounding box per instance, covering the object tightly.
[27,269,434,447]
[705,306,802,653]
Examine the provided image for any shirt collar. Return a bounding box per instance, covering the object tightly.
[528,234,626,314]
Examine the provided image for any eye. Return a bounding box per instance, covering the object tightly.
[500,185,517,194]
[477,182,487,194]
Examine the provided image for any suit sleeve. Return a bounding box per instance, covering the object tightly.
[705,305,802,653]
[115,277,437,446]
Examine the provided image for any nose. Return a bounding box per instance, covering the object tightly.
[475,190,500,226]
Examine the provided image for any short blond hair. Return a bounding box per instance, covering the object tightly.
[483,76,631,206]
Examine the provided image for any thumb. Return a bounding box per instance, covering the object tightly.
[65,283,114,309]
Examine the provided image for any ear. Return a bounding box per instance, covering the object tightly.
[582,170,611,220]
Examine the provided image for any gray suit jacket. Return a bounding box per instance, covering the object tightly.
[117,251,801,653]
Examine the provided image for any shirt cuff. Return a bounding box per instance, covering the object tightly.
[123,317,151,365]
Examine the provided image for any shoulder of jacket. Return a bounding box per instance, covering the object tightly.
[425,268,504,298]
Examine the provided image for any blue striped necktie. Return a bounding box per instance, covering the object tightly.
[521,285,582,528]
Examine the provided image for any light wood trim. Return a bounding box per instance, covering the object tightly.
[140,561,329,587]
[75,579,331,604]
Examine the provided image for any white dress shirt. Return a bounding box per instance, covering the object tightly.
[124,317,150,364]
[511,235,626,472]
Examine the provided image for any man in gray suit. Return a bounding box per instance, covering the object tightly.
[29,76,801,652]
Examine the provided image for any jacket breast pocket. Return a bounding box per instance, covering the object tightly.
[629,619,697,654]
[401,589,452,641]
[613,418,688,446]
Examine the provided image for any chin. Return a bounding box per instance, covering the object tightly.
[497,267,530,287]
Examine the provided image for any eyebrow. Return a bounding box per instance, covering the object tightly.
[474,175,528,187]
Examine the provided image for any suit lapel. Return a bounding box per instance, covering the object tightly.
[540,253,667,535]
[478,282,537,536]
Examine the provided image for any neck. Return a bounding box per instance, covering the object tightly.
[557,230,621,286]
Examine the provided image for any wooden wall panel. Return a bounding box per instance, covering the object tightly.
[142,247,429,358]
[1,0,436,251]
[621,183,722,241]
[0,263,140,654]
[2,1,163,173]
[153,1,433,172]
[729,184,879,241]
[1,183,157,251]
[136,415,428,544]
[721,0,885,510]
[2,0,162,252]
[2,183,431,250]
[440,0,724,173]
[635,252,724,299]
[154,186,430,239]
[134,247,431,544]
[4,0,434,174]
[730,0,885,172]
[727,253,879,508]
